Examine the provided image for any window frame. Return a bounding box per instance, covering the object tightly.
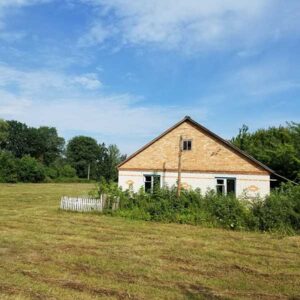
[215,177,236,196]
[182,139,192,151]
[144,174,161,193]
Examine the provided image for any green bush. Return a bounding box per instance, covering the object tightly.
[59,164,77,178]
[251,183,300,233]
[45,166,59,180]
[45,164,77,181]
[203,191,249,230]
[94,180,300,234]
[17,155,46,183]
[0,151,18,183]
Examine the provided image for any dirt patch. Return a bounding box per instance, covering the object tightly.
[0,283,50,300]
[62,280,138,299]
[160,254,196,266]
[21,269,140,299]
[178,282,226,300]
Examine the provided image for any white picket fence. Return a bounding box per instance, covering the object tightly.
[60,195,119,212]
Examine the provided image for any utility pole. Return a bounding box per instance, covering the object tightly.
[87,163,90,181]
[177,135,183,197]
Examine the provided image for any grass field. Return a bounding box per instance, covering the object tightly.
[0,184,299,300]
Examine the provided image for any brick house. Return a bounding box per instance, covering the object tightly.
[118,116,276,198]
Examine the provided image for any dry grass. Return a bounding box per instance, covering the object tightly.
[0,183,299,300]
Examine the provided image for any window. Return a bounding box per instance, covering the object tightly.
[216,178,236,196]
[144,175,161,193]
[227,179,235,195]
[182,139,192,151]
[216,179,225,195]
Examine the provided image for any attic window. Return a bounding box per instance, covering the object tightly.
[182,139,192,151]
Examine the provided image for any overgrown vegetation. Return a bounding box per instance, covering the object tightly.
[93,180,300,234]
[0,119,125,183]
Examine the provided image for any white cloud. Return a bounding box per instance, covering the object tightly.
[78,0,300,53]
[78,22,111,47]
[0,91,31,116]
[229,62,300,97]
[0,94,207,153]
[0,0,49,8]
[0,65,103,95]
[0,64,207,153]
[0,0,51,43]
[197,58,300,108]
[72,73,102,90]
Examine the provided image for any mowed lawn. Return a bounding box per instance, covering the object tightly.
[0,184,300,300]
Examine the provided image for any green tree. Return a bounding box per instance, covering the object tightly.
[0,119,8,148]
[0,151,18,183]
[231,123,300,182]
[59,164,77,178]
[103,144,125,181]
[26,126,65,165]
[4,121,64,166]
[66,136,101,178]
[17,155,46,183]
[5,120,29,158]
[95,143,126,181]
[95,142,108,179]
[230,124,251,151]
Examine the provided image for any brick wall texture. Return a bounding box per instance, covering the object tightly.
[119,121,268,175]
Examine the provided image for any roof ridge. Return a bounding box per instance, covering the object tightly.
[117,116,293,183]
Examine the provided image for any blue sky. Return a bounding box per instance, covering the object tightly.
[0,0,299,154]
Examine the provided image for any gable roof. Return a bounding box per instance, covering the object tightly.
[118,116,292,181]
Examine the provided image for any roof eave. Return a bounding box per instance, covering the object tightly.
[117,116,285,178]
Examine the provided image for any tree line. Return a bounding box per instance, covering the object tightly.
[0,119,126,183]
[0,118,299,183]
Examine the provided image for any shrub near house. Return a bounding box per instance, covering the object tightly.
[95,180,300,234]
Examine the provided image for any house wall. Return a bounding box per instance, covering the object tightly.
[119,121,268,175]
[118,170,270,198]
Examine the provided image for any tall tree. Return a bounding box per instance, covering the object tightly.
[26,126,65,165]
[66,136,101,178]
[4,121,64,165]
[0,119,8,147]
[5,121,29,158]
[95,142,108,179]
[0,151,18,183]
[231,123,300,182]
[102,144,126,181]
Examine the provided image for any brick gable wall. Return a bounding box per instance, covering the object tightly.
[119,121,268,175]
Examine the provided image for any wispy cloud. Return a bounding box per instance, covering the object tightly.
[0,0,298,153]
[78,0,300,53]
[0,0,51,43]
[0,64,207,152]
[0,65,103,95]
[78,22,111,47]
[227,61,300,97]
[72,73,103,90]
[0,91,31,116]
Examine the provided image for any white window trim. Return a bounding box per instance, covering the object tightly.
[144,174,161,192]
[215,177,236,195]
